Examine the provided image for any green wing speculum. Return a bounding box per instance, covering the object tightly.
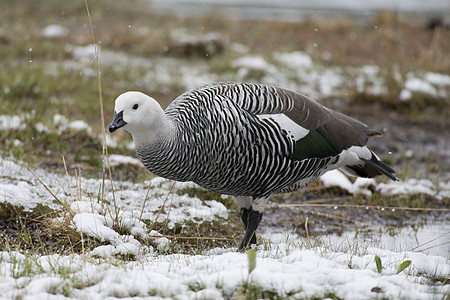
[291,126,340,161]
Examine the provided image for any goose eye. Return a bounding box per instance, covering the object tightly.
[133,104,139,110]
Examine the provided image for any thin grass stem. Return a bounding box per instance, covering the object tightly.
[27,168,75,217]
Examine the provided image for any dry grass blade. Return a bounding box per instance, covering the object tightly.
[410,231,450,251]
[416,241,450,252]
[62,155,75,203]
[139,181,152,223]
[301,197,350,204]
[84,0,118,222]
[27,167,75,217]
[148,182,176,233]
[149,234,233,241]
[272,203,450,212]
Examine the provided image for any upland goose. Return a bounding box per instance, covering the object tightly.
[109,82,397,250]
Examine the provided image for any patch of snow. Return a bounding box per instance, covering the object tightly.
[399,70,450,100]
[404,76,438,96]
[41,24,69,38]
[69,44,98,61]
[424,72,450,86]
[232,55,279,81]
[170,29,222,45]
[114,242,141,256]
[0,115,25,130]
[320,170,450,201]
[108,154,141,167]
[71,210,146,256]
[34,122,49,133]
[70,200,103,214]
[316,68,344,97]
[126,141,136,151]
[230,43,249,54]
[139,57,217,92]
[271,51,344,99]
[53,114,69,129]
[68,120,92,134]
[399,88,412,101]
[0,113,93,136]
[103,133,118,148]
[355,65,388,96]
[320,169,374,195]
[52,114,92,134]
[321,169,354,191]
[155,237,170,252]
[91,245,116,258]
[438,181,450,200]
[378,179,436,196]
[0,158,63,211]
[66,43,156,76]
[232,56,272,71]
[273,51,313,69]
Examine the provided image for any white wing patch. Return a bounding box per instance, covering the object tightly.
[323,145,373,174]
[347,145,372,160]
[257,114,309,140]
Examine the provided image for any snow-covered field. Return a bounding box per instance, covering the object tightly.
[0,155,448,299]
[0,235,448,299]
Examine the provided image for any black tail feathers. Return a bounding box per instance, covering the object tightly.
[346,153,398,181]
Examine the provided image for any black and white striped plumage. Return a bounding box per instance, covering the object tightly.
[109,82,397,250]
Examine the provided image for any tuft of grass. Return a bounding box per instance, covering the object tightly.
[188,281,207,292]
[375,255,383,273]
[237,282,287,300]
[146,218,241,255]
[416,269,450,286]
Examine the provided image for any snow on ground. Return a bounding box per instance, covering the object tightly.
[0,113,92,138]
[41,24,69,39]
[321,169,450,201]
[0,233,448,299]
[107,154,142,167]
[62,43,218,92]
[0,155,228,259]
[0,156,228,228]
[400,72,450,101]
[0,155,449,299]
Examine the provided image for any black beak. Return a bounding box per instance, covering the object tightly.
[109,110,127,133]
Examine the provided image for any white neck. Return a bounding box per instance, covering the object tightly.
[130,113,174,149]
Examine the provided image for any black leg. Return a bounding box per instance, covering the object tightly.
[239,207,257,247]
[238,208,262,251]
[239,207,249,228]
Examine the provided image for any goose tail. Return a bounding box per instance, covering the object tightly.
[343,151,398,181]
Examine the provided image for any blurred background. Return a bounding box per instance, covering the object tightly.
[0,0,448,172]
[151,0,450,22]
